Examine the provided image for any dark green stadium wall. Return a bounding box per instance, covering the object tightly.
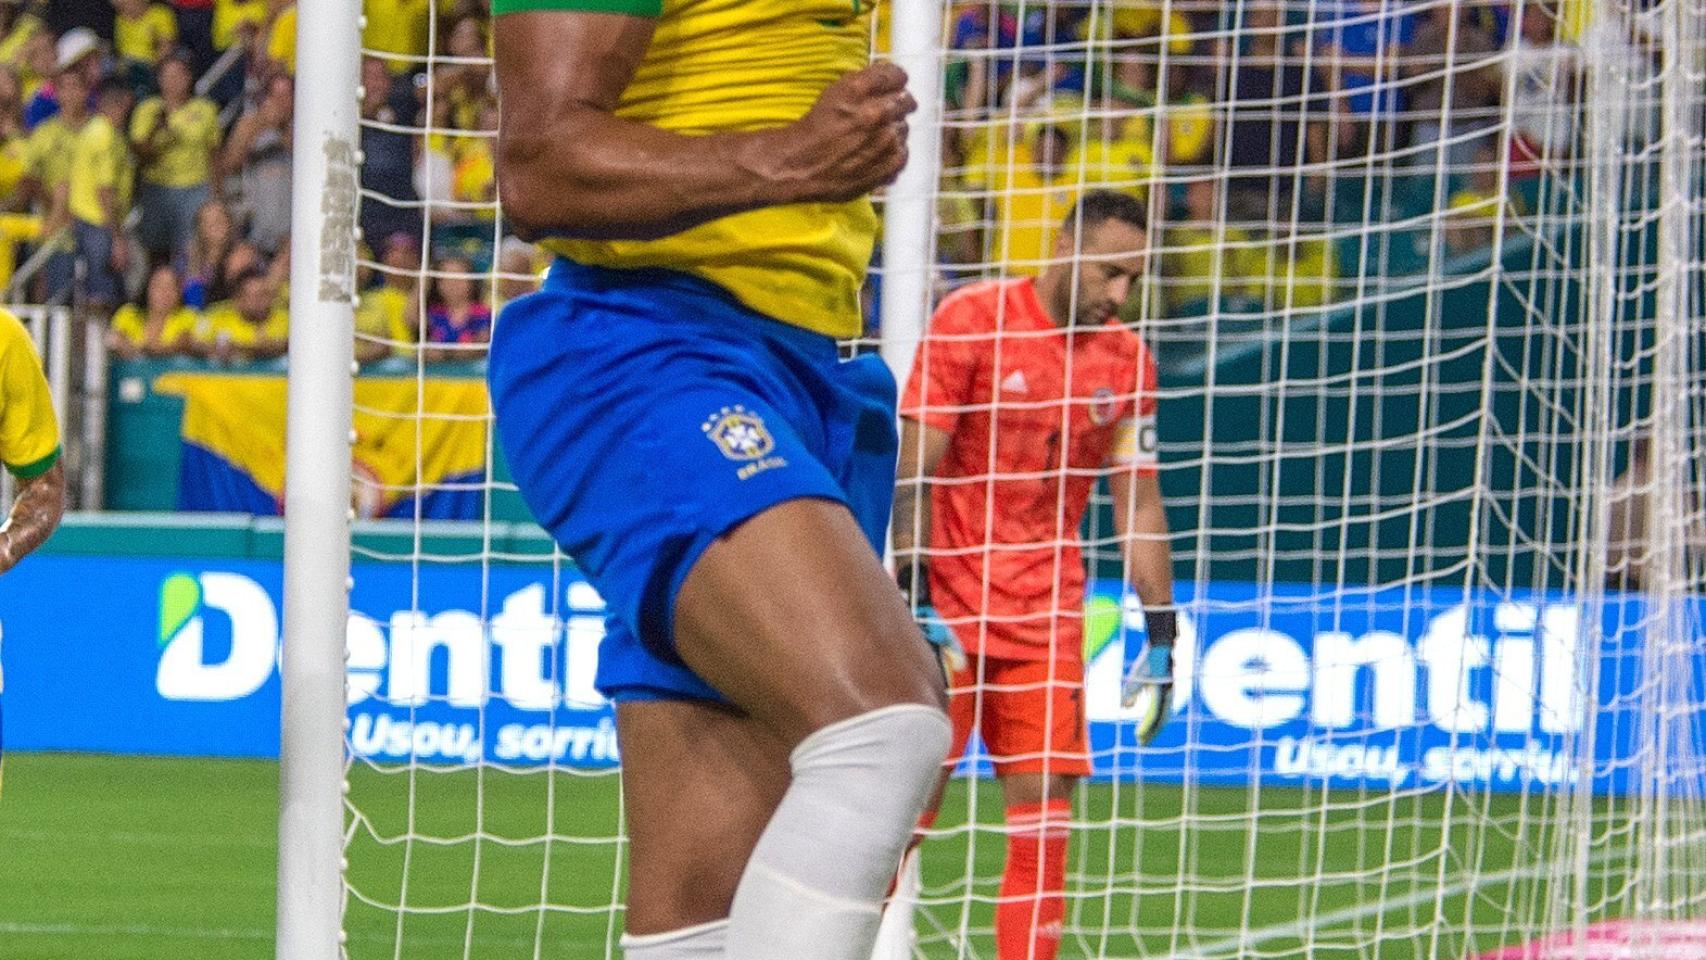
[1121,215,1661,590]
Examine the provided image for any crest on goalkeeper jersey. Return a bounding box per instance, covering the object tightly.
[702,405,776,461]
[1089,387,1118,425]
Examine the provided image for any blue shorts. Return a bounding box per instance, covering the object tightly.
[488,260,899,703]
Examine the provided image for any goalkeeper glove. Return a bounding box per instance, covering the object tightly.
[897,560,968,677]
[1121,608,1177,745]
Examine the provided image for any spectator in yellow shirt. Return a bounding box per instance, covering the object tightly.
[30,67,88,304]
[354,235,418,364]
[108,263,201,358]
[113,0,179,66]
[132,53,221,262]
[198,266,287,362]
[68,78,137,310]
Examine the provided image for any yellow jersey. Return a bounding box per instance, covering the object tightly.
[68,115,135,227]
[115,4,178,63]
[493,0,878,338]
[0,309,60,479]
[24,116,76,197]
[131,97,222,188]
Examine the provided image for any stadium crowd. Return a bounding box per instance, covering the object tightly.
[0,0,1634,361]
[0,0,516,366]
[931,0,1633,327]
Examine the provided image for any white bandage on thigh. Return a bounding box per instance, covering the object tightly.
[725,703,952,960]
[620,918,728,959]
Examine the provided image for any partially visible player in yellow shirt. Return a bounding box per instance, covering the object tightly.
[114,0,179,64]
[0,307,67,798]
[0,308,60,546]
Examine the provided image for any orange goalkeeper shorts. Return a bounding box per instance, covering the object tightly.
[947,654,1091,778]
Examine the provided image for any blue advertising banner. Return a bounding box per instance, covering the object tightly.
[0,554,1694,796]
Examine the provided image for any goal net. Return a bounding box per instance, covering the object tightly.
[308,0,1706,958]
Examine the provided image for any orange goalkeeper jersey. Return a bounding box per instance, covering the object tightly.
[900,278,1158,662]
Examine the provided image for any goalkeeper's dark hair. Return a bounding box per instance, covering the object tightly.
[1061,189,1149,237]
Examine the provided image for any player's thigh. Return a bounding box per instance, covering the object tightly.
[981,656,1091,793]
[617,698,791,935]
[674,497,946,747]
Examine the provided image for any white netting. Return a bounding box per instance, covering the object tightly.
[328,1,1706,958]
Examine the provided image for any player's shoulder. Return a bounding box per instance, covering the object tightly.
[1097,321,1158,371]
[931,278,1025,333]
[0,307,31,347]
[0,308,38,369]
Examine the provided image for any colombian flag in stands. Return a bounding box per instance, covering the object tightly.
[155,373,491,519]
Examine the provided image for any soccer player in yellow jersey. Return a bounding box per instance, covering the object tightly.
[488,3,950,958]
[0,307,67,798]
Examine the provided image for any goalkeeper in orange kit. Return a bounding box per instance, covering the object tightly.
[886,192,1177,960]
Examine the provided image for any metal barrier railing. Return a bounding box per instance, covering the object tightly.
[4,227,69,305]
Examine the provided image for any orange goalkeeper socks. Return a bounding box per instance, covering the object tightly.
[997,798,1071,960]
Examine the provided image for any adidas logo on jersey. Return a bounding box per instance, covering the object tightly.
[1000,370,1029,395]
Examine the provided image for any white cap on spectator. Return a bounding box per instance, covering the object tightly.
[56,28,101,72]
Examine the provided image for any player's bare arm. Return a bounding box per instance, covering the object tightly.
[494,13,916,242]
[893,417,951,574]
[1108,468,1173,618]
[0,462,65,575]
[893,417,967,678]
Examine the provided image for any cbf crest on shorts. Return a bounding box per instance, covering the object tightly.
[703,405,775,461]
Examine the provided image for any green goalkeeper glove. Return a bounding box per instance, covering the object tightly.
[897,560,967,678]
[1122,609,1176,745]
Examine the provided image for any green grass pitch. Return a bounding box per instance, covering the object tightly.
[0,753,1626,959]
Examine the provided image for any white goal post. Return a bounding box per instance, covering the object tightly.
[278,0,360,956]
